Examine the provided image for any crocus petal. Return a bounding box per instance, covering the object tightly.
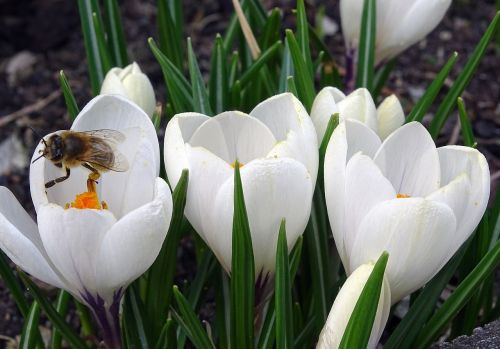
[37,204,116,297]
[250,93,318,183]
[96,178,172,298]
[164,113,210,188]
[324,120,381,267]
[311,87,346,143]
[376,95,405,140]
[122,73,156,118]
[374,122,440,197]
[351,198,456,302]
[0,187,64,288]
[436,146,490,254]
[208,158,313,274]
[316,263,391,349]
[343,153,396,271]
[337,88,378,134]
[100,68,128,96]
[189,111,276,165]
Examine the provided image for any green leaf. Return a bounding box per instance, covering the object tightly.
[384,238,471,349]
[51,290,72,349]
[429,12,500,138]
[318,114,339,192]
[155,318,176,349]
[187,38,213,115]
[157,0,183,70]
[286,76,298,96]
[149,38,193,113]
[145,170,189,339]
[103,0,128,66]
[457,97,477,148]
[285,30,315,111]
[172,286,215,349]
[58,70,80,120]
[215,270,231,349]
[209,35,229,114]
[231,161,255,349]
[372,59,396,99]
[122,285,151,349]
[259,8,281,50]
[406,52,458,123]
[92,12,113,73]
[355,0,376,91]
[19,301,43,349]
[339,251,389,349]
[74,300,94,341]
[296,0,314,78]
[293,315,316,348]
[236,40,282,89]
[77,0,105,95]
[0,253,29,317]
[19,272,88,349]
[152,104,163,130]
[275,220,294,349]
[415,238,500,349]
[228,50,240,88]
[278,41,294,93]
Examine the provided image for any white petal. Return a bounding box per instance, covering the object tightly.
[122,72,156,118]
[96,178,172,296]
[72,94,160,174]
[316,263,390,349]
[183,145,233,247]
[350,198,456,302]
[100,69,127,96]
[189,111,276,165]
[208,158,313,275]
[311,87,346,143]
[343,153,396,271]
[338,88,378,133]
[324,120,381,267]
[250,93,319,183]
[37,204,116,297]
[377,95,405,140]
[339,0,364,51]
[164,113,210,189]
[0,187,64,288]
[374,122,440,197]
[437,146,490,254]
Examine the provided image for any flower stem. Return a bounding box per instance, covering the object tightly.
[344,49,356,93]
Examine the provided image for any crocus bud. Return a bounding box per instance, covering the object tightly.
[317,263,391,349]
[100,62,156,118]
[340,0,452,64]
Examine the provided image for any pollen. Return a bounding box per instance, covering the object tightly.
[397,193,411,199]
[231,161,244,168]
[68,191,103,210]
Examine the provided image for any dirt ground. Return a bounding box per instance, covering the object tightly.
[0,0,498,345]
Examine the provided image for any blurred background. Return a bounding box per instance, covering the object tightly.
[0,0,498,345]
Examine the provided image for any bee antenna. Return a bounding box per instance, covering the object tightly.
[31,153,45,164]
[28,126,47,146]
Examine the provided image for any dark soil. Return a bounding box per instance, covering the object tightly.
[0,0,498,346]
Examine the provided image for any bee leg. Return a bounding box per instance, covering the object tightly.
[83,163,100,192]
[45,167,71,188]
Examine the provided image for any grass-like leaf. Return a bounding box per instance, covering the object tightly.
[91,12,112,74]
[51,290,72,349]
[122,285,151,349]
[157,0,183,70]
[275,220,293,349]
[19,271,88,349]
[339,251,389,349]
[231,161,255,349]
[296,0,314,78]
[103,0,128,67]
[278,41,294,93]
[259,8,281,50]
[372,59,396,99]
[0,252,29,317]
[19,301,43,349]
[172,286,215,349]
[236,40,282,89]
[58,70,80,120]
[145,170,188,340]
[414,238,500,349]
[318,113,339,191]
[209,35,229,114]
[457,97,477,148]
[355,0,376,91]
[188,38,213,115]
[406,52,458,123]
[429,12,500,138]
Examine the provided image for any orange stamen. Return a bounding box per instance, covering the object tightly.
[397,193,411,199]
[69,191,102,210]
[231,161,244,169]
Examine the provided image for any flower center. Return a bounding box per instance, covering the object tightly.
[231,161,244,168]
[65,178,108,210]
[397,193,411,198]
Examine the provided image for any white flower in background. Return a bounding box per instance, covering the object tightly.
[317,263,391,349]
[324,120,489,302]
[0,96,172,335]
[340,0,452,64]
[311,87,404,143]
[100,62,156,118]
[164,93,318,281]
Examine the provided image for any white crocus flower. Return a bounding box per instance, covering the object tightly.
[324,120,489,302]
[317,263,391,349]
[100,62,156,118]
[311,87,404,143]
[0,95,172,347]
[164,93,317,287]
[340,0,452,64]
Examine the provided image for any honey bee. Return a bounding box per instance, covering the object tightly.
[33,129,129,189]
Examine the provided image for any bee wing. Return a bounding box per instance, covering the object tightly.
[78,129,126,144]
[78,137,129,172]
